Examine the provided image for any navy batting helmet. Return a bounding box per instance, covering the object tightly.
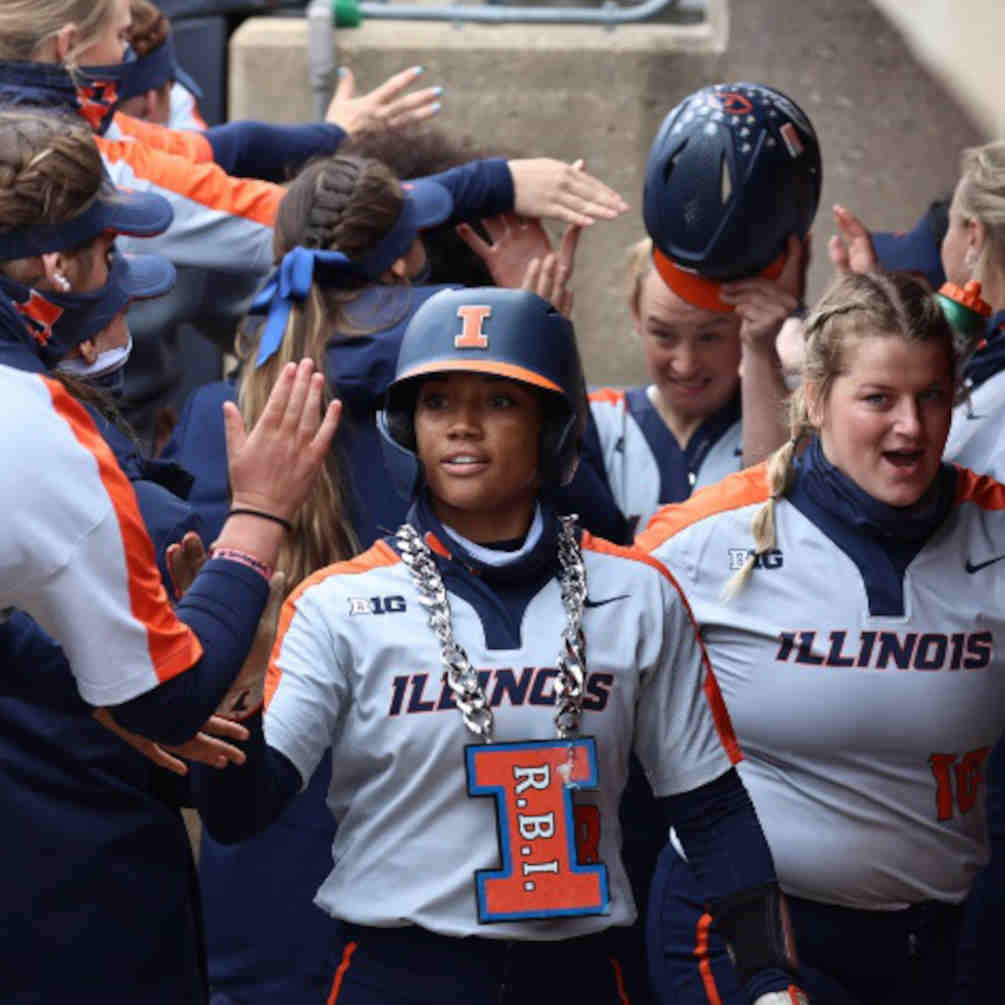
[643,82,822,311]
[378,287,586,500]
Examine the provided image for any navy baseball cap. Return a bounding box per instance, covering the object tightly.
[0,178,173,261]
[872,200,949,291]
[118,252,176,300]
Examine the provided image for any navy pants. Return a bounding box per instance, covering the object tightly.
[327,924,631,1004]
[647,844,963,1005]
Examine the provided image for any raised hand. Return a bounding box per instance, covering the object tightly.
[325,65,442,135]
[225,358,342,523]
[508,158,629,227]
[828,204,879,275]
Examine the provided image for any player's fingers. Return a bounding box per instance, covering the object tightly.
[200,715,250,742]
[565,168,630,215]
[371,64,425,100]
[332,65,356,101]
[382,85,442,115]
[521,257,542,292]
[386,102,441,130]
[537,252,559,301]
[278,359,316,436]
[559,286,574,319]
[296,371,326,445]
[310,399,343,461]
[558,223,582,275]
[828,233,851,273]
[221,400,248,466]
[455,222,492,256]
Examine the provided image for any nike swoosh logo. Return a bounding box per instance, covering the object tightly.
[965,554,1005,573]
[584,593,631,608]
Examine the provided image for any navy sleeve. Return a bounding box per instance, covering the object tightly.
[551,412,631,544]
[189,707,301,843]
[420,158,514,224]
[659,769,797,999]
[973,735,1005,999]
[110,559,269,745]
[204,121,346,182]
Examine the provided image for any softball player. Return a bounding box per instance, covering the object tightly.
[189,287,806,1005]
[589,82,818,532]
[639,271,1005,1005]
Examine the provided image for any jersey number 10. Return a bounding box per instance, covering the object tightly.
[929,747,991,822]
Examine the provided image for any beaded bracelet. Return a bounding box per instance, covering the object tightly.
[210,547,274,583]
[228,507,293,533]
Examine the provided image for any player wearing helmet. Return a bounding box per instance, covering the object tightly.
[590,82,819,533]
[189,287,809,1005]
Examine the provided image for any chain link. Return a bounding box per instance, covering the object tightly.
[395,517,588,741]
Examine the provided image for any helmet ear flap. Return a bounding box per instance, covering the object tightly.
[383,383,418,451]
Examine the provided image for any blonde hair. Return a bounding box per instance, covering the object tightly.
[955,141,1005,283]
[625,236,653,317]
[0,0,119,64]
[724,271,961,598]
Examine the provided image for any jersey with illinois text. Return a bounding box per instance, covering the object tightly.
[639,464,1005,910]
[0,366,201,706]
[263,526,738,940]
[589,385,742,532]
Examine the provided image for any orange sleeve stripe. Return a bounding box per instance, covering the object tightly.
[97,135,282,227]
[694,912,724,1005]
[42,377,203,682]
[582,534,742,765]
[325,941,358,1004]
[954,465,1005,510]
[112,112,213,162]
[266,541,402,708]
[635,463,771,552]
[588,387,626,406]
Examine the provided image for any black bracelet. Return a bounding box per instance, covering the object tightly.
[228,507,293,533]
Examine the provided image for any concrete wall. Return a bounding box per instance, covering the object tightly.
[229,0,982,386]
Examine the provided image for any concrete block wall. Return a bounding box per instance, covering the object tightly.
[229,0,982,387]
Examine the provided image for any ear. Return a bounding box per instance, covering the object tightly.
[53,23,79,64]
[40,252,73,291]
[630,273,646,336]
[803,380,824,428]
[389,256,410,280]
[76,339,98,364]
[969,217,987,256]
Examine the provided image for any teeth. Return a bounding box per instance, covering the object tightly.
[447,456,481,464]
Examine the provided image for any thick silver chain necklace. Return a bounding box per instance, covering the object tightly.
[395,516,588,741]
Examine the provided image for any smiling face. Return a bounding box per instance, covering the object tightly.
[414,372,544,543]
[634,268,742,433]
[814,332,953,507]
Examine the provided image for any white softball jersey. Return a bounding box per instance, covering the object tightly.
[263,528,739,940]
[945,370,1005,478]
[589,385,742,532]
[640,464,1005,911]
[0,367,202,706]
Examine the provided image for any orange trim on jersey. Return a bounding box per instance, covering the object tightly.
[42,376,203,682]
[266,540,402,708]
[609,955,631,1004]
[588,387,626,406]
[97,135,282,227]
[954,465,1005,510]
[112,112,213,163]
[694,912,724,1005]
[325,940,358,1004]
[652,247,786,313]
[396,359,563,393]
[581,533,742,764]
[425,531,451,558]
[635,463,771,553]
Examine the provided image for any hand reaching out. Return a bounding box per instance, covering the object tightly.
[93,708,249,776]
[828,204,879,275]
[325,65,442,135]
[508,158,629,227]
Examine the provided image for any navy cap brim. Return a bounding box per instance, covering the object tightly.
[120,253,176,300]
[100,183,174,238]
[401,179,453,230]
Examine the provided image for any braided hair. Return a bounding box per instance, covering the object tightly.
[0,109,102,234]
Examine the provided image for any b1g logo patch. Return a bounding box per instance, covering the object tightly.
[465,737,609,923]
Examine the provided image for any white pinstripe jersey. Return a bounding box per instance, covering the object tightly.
[263,525,738,938]
[589,385,742,532]
[0,366,201,706]
[639,464,1005,910]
